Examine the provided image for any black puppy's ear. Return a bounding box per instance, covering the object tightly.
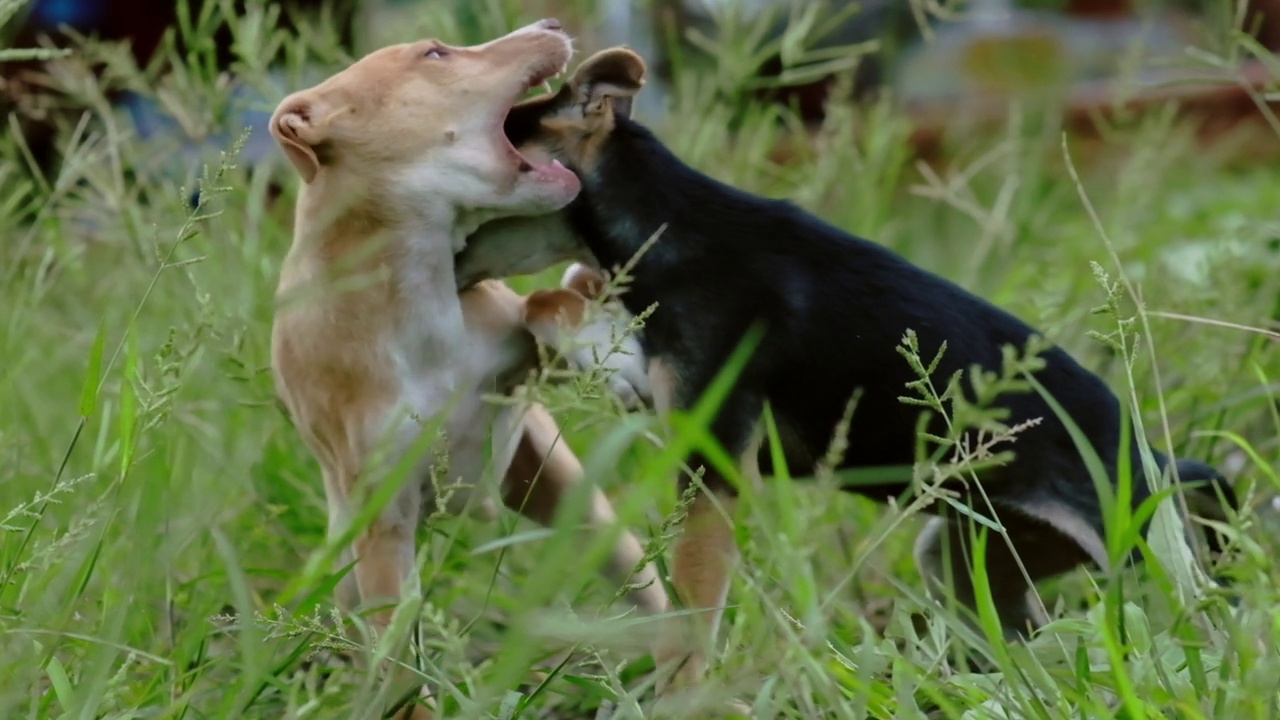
[569,47,647,120]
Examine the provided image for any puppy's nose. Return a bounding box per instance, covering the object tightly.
[538,18,562,31]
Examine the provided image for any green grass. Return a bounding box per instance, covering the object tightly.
[2,0,1279,718]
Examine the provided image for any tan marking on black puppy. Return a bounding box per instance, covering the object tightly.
[561,261,608,298]
[501,47,648,174]
[647,357,677,419]
[653,432,764,716]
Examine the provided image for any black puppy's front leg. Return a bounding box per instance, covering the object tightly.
[912,495,1102,640]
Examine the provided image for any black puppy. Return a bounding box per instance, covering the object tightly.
[458,47,1238,701]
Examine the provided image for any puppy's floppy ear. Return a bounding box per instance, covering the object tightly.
[270,91,328,183]
[569,47,647,120]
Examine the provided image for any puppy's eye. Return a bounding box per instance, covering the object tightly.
[423,47,447,59]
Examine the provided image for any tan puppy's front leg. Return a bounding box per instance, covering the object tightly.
[524,264,652,410]
[332,422,433,719]
[653,489,740,699]
[356,508,434,720]
[353,502,420,634]
[502,404,668,614]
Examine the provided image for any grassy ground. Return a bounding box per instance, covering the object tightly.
[2,1,1279,718]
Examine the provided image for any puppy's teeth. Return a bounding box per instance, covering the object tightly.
[540,81,552,93]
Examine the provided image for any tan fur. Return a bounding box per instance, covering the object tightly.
[524,287,589,331]
[561,50,645,171]
[652,491,746,716]
[647,357,678,418]
[268,23,666,719]
[654,423,765,713]
[503,403,666,609]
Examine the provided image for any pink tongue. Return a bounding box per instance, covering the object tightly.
[540,159,574,180]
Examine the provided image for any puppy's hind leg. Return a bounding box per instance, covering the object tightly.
[913,498,1101,641]
[502,403,668,614]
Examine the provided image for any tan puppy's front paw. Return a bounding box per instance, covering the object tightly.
[651,663,753,720]
[391,684,437,720]
[652,630,752,718]
[394,704,434,720]
[653,625,706,697]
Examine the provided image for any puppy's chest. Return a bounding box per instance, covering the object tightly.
[395,325,503,402]
[396,329,519,495]
[393,294,519,414]
[392,268,475,366]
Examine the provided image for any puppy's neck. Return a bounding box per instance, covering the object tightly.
[288,177,463,304]
[571,125,679,275]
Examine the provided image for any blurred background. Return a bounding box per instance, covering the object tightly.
[4,0,1280,178]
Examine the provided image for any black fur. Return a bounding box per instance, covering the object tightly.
[468,71,1238,635]
[598,119,1224,499]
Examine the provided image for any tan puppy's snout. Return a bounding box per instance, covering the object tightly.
[525,17,562,33]
[486,17,569,48]
[481,18,573,81]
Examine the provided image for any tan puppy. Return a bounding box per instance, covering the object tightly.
[268,21,667,718]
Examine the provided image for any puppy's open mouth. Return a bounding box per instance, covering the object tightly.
[498,62,573,183]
